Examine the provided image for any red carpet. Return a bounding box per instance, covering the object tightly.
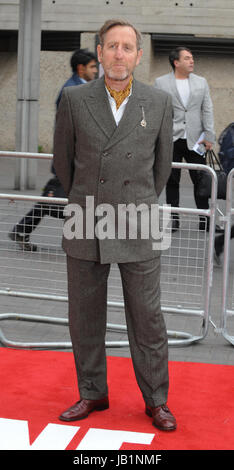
[0,348,234,450]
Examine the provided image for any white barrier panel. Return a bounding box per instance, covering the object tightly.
[220,167,234,345]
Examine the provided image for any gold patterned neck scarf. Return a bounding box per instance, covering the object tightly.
[106,77,133,109]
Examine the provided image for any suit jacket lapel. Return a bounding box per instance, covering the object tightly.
[104,79,147,150]
[170,72,192,110]
[84,76,117,139]
[187,73,196,107]
[169,72,185,108]
[84,77,147,149]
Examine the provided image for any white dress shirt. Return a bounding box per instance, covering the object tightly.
[105,86,132,126]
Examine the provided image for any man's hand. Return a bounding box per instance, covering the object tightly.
[198,139,213,151]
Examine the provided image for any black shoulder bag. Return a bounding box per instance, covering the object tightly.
[196,149,227,200]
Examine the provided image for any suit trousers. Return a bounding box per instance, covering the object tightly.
[66,255,169,408]
[166,139,209,210]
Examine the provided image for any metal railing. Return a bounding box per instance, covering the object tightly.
[0,151,218,348]
[220,167,234,345]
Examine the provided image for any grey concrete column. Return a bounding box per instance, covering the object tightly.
[15,0,42,189]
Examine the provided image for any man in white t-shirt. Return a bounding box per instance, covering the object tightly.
[155,47,222,232]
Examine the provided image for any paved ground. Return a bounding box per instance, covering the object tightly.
[0,155,233,366]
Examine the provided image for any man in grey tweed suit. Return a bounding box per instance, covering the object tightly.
[53,18,177,431]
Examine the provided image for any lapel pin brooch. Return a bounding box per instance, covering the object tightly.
[140,106,147,127]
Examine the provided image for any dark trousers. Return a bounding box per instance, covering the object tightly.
[66,256,169,408]
[215,224,234,254]
[166,139,209,210]
[15,202,65,235]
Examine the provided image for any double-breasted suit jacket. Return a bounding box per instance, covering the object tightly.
[53,76,173,264]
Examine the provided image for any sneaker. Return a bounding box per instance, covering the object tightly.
[215,225,224,234]
[199,217,224,233]
[199,217,208,231]
[9,229,37,252]
[171,214,180,233]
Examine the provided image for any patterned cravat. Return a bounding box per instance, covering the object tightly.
[106,77,133,109]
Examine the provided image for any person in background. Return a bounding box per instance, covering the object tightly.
[9,49,98,251]
[214,226,234,265]
[155,46,223,233]
[55,48,98,107]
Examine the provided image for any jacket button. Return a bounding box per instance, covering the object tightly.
[100,178,105,184]
[127,152,132,158]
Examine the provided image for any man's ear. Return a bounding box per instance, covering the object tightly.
[97,44,102,64]
[136,48,143,66]
[77,63,84,76]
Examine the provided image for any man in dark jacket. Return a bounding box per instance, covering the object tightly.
[9,49,97,251]
[55,48,97,107]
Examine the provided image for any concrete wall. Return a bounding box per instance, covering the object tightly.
[0,52,17,150]
[1,0,234,37]
[0,33,233,153]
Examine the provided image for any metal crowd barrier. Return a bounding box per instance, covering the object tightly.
[220,167,234,345]
[0,190,129,349]
[0,152,218,348]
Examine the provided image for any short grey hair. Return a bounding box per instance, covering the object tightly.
[99,18,142,50]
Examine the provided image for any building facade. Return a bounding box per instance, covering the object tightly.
[0,0,234,152]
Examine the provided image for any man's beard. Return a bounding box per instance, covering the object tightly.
[105,65,130,81]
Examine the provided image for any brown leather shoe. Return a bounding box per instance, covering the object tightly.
[59,397,109,422]
[145,404,177,431]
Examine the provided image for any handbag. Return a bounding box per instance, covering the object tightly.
[196,149,227,200]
